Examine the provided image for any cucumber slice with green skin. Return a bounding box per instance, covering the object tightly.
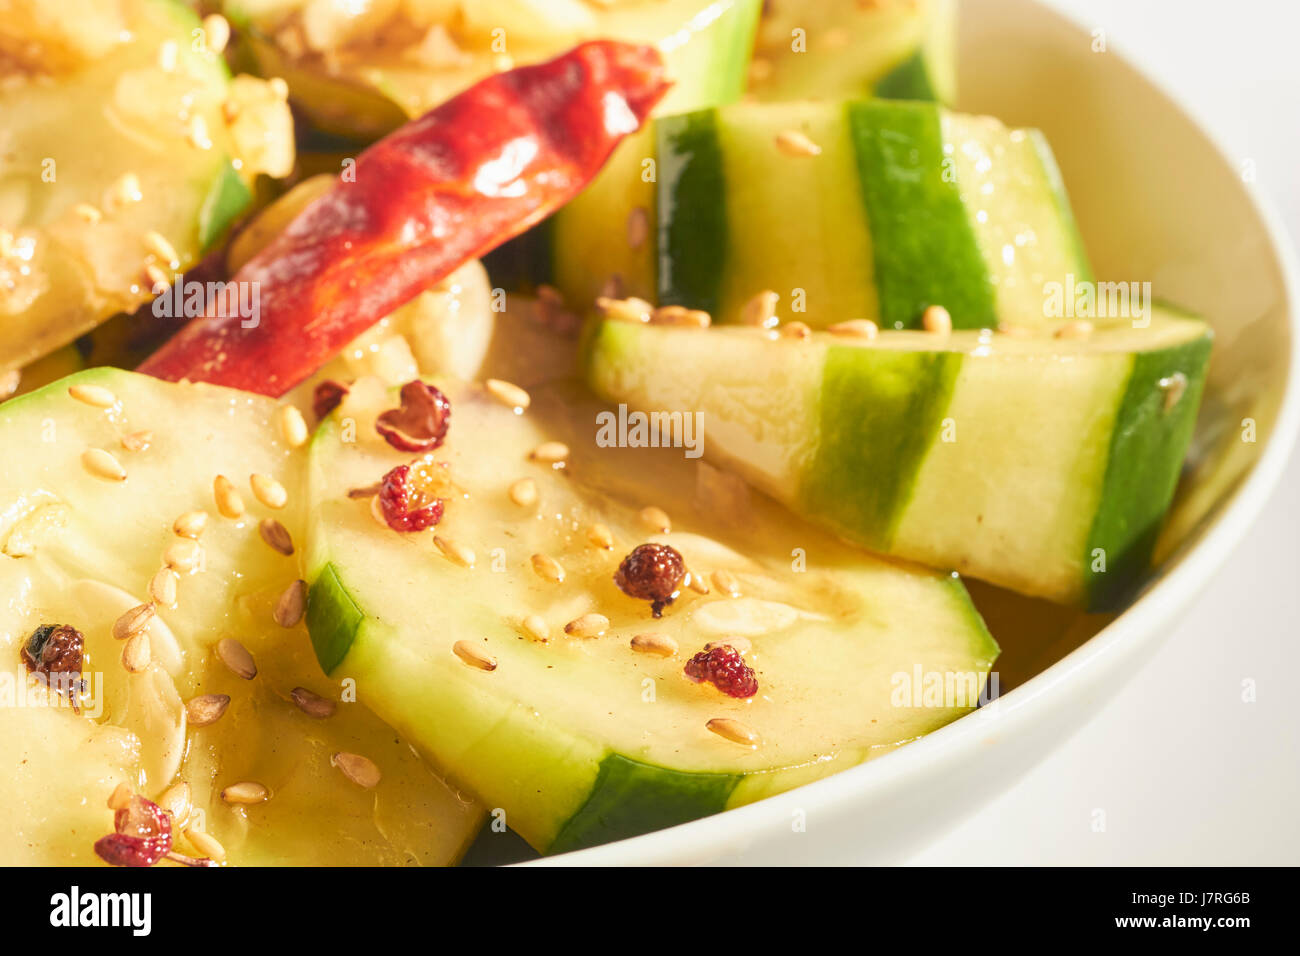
[549,98,1092,331]
[751,0,957,104]
[226,0,762,142]
[584,308,1212,608]
[0,0,273,375]
[304,377,997,854]
[0,368,483,865]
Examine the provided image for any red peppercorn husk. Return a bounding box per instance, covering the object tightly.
[313,380,349,420]
[683,645,758,699]
[378,461,446,532]
[375,380,451,452]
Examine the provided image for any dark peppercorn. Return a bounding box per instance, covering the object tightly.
[21,624,86,713]
[614,542,686,617]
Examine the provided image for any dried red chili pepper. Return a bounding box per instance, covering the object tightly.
[138,41,670,395]
[376,380,451,452]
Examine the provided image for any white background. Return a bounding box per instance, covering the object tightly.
[907,0,1300,864]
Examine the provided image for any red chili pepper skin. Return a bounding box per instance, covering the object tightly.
[138,41,670,396]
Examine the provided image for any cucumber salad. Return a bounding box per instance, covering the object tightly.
[0,0,1209,865]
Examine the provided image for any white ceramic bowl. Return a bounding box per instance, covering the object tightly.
[531,0,1300,865]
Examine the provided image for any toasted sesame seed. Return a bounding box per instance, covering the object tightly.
[202,13,231,54]
[290,687,336,719]
[1159,372,1188,412]
[508,477,538,508]
[73,203,103,224]
[143,263,170,290]
[121,633,151,673]
[106,172,142,209]
[259,518,294,555]
[213,474,244,519]
[922,305,952,334]
[434,536,475,568]
[120,430,152,452]
[68,383,116,408]
[157,781,191,824]
[775,129,822,157]
[639,506,671,533]
[149,567,179,607]
[186,693,230,727]
[82,448,126,482]
[587,522,615,550]
[829,318,879,339]
[705,636,753,655]
[626,206,649,249]
[711,569,742,597]
[1055,319,1094,340]
[521,615,549,642]
[686,568,710,594]
[564,613,609,638]
[706,717,761,747]
[108,782,132,810]
[276,404,309,447]
[530,441,569,464]
[220,781,268,805]
[163,538,203,573]
[143,230,179,267]
[172,510,208,539]
[183,827,225,862]
[273,580,307,627]
[250,473,287,509]
[187,114,212,150]
[596,295,653,324]
[781,320,812,340]
[998,323,1033,338]
[331,751,382,789]
[741,290,780,328]
[650,305,711,328]
[630,632,678,657]
[453,640,497,671]
[485,378,530,411]
[530,552,566,583]
[112,603,155,641]
[216,637,256,680]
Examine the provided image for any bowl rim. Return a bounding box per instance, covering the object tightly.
[528,0,1300,866]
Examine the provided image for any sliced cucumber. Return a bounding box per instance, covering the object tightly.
[304,377,997,854]
[227,0,762,140]
[549,98,1092,331]
[0,0,293,375]
[0,368,481,865]
[584,308,1212,608]
[750,0,956,103]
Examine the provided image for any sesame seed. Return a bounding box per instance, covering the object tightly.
[530,441,569,465]
[143,230,179,267]
[485,378,530,411]
[68,382,117,408]
[112,602,155,641]
[107,783,132,810]
[829,318,879,339]
[781,320,812,340]
[202,13,231,55]
[686,568,710,594]
[705,637,752,655]
[626,206,649,249]
[530,552,565,583]
[121,633,151,673]
[73,203,102,224]
[213,474,244,519]
[706,717,761,747]
[650,305,711,328]
[711,569,742,597]
[509,477,538,508]
[149,567,179,607]
[630,633,678,657]
[564,613,609,638]
[82,448,126,482]
[187,114,212,150]
[596,295,653,324]
[276,404,309,447]
[998,324,1033,338]
[143,263,170,290]
[172,510,208,539]
[163,538,203,573]
[1055,319,1094,340]
[587,522,615,550]
[186,693,230,727]
[120,430,152,452]
[183,827,226,863]
[922,305,952,334]
[250,473,287,509]
[639,506,671,533]
[453,640,497,671]
[105,172,142,209]
[290,687,336,719]
[157,781,191,824]
[521,615,549,642]
[434,536,476,568]
[259,518,294,555]
[220,781,268,805]
[775,129,822,157]
[741,290,780,328]
[157,40,178,72]
[216,637,256,680]
[273,579,307,627]
[331,752,382,789]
